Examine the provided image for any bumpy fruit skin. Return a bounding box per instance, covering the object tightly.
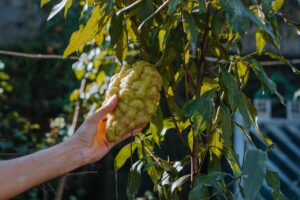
[104,61,163,142]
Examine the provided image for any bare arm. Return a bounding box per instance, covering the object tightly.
[0,95,139,199]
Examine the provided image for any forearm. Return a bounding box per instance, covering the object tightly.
[0,138,86,199]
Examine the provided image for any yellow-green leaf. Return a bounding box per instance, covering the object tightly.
[114,143,137,170]
[256,28,267,55]
[40,0,51,7]
[63,6,101,57]
[272,0,284,12]
[64,0,73,18]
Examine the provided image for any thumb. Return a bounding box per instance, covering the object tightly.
[88,95,119,122]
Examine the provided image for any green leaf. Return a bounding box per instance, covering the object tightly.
[114,143,137,170]
[243,93,273,146]
[188,171,228,200]
[168,0,182,14]
[109,14,125,48]
[250,59,284,104]
[220,103,233,148]
[272,0,284,12]
[127,160,144,200]
[183,11,199,54]
[40,0,51,7]
[221,0,249,35]
[171,174,190,193]
[221,0,276,40]
[105,0,115,12]
[266,169,287,200]
[256,28,267,55]
[183,90,216,120]
[116,30,128,63]
[220,69,251,128]
[63,6,101,57]
[198,0,207,13]
[264,51,300,74]
[242,149,267,200]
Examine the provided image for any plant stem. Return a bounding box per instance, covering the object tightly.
[191,6,211,187]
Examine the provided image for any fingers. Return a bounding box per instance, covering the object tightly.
[88,95,119,122]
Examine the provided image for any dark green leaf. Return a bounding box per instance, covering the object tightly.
[116,30,128,62]
[220,69,251,128]
[183,90,216,119]
[105,0,115,12]
[220,103,233,148]
[250,59,284,104]
[198,0,207,13]
[221,0,249,35]
[139,0,154,21]
[188,171,228,200]
[109,14,125,48]
[242,149,267,200]
[183,11,199,54]
[168,0,182,14]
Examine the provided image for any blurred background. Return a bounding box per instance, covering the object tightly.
[0,0,299,199]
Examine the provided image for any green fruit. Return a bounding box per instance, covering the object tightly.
[105,61,162,142]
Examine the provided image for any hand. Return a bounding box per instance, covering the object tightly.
[71,95,142,164]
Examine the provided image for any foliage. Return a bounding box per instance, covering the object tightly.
[30,0,300,199]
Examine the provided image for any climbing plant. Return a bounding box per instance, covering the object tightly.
[42,0,300,199]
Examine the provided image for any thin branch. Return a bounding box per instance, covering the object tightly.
[0,50,79,60]
[1,49,300,67]
[138,0,170,31]
[116,0,142,16]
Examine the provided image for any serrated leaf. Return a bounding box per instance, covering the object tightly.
[272,0,284,12]
[114,143,137,170]
[242,149,267,200]
[256,28,267,55]
[40,0,51,7]
[63,6,101,57]
[250,59,284,104]
[171,174,190,193]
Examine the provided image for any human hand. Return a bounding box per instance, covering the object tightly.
[71,95,142,164]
